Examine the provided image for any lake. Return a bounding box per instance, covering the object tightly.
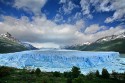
[120,54,125,58]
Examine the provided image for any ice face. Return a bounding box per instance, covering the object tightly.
[0,49,125,74]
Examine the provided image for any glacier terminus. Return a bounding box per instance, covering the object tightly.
[0,49,125,74]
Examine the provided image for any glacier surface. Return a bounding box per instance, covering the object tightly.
[0,49,125,74]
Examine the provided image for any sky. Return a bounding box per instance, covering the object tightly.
[0,0,125,48]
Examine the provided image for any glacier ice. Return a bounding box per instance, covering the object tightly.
[0,49,125,74]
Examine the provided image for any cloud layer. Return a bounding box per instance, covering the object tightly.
[80,0,125,22]
[0,0,125,48]
[14,0,47,15]
[0,16,124,48]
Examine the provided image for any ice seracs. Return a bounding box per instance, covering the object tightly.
[0,49,125,74]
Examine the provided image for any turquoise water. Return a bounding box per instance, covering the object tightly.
[120,54,125,58]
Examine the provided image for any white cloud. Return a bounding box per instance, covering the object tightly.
[67,12,83,23]
[30,42,60,48]
[80,0,93,18]
[93,0,111,12]
[59,0,78,15]
[105,9,125,23]
[84,25,125,42]
[0,16,85,47]
[14,0,47,15]
[80,0,125,22]
[1,0,125,48]
[75,19,85,31]
[92,26,125,41]
[54,14,64,23]
[1,0,125,47]
[0,16,125,48]
[85,24,100,34]
[80,0,90,15]
[86,25,108,34]
[74,12,82,20]
[59,0,66,3]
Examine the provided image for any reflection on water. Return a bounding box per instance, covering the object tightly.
[120,54,125,58]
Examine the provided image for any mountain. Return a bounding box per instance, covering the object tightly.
[21,42,37,50]
[0,32,37,53]
[66,32,125,53]
[95,32,125,43]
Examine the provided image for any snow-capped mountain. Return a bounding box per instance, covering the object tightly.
[83,42,91,45]
[95,32,125,43]
[0,32,37,53]
[21,42,37,50]
[66,32,125,53]
[0,32,20,43]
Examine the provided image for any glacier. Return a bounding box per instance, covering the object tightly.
[0,49,125,74]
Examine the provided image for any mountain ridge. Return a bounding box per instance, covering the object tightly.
[0,32,37,53]
[66,32,125,53]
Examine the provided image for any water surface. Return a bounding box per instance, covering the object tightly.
[120,54,125,58]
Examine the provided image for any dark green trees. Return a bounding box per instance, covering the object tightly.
[53,71,61,77]
[102,68,110,79]
[65,66,81,83]
[0,66,12,77]
[72,76,84,83]
[35,68,41,76]
[95,70,100,77]
[64,72,72,78]
[71,66,81,79]
[112,71,118,79]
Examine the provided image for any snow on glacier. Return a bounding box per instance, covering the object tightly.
[0,49,125,74]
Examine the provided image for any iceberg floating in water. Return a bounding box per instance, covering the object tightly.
[0,49,125,74]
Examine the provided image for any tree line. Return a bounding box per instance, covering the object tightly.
[0,66,125,83]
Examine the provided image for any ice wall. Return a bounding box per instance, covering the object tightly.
[0,50,120,70]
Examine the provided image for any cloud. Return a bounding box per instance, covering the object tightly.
[0,0,14,5]
[0,16,85,47]
[30,42,60,48]
[84,25,125,42]
[1,0,125,48]
[92,26,125,41]
[85,24,101,34]
[80,0,91,16]
[0,16,125,48]
[104,0,125,23]
[14,0,47,15]
[75,19,85,31]
[80,0,125,22]
[59,0,67,3]
[54,14,64,23]
[67,12,83,23]
[80,0,93,19]
[59,0,79,15]
[105,9,125,23]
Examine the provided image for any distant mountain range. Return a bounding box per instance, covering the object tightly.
[1,32,125,53]
[0,32,37,53]
[66,32,125,53]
